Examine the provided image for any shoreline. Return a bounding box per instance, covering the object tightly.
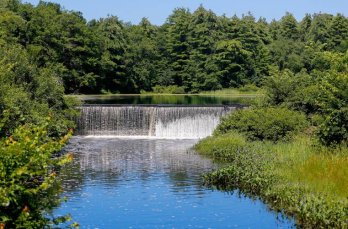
[195,133,348,228]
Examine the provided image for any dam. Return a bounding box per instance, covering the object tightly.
[76,105,238,138]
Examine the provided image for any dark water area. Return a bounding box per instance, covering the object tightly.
[76,94,256,105]
[55,137,295,228]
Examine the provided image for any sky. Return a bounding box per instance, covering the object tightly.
[24,0,348,25]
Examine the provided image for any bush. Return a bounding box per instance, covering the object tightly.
[151,85,186,94]
[318,107,348,145]
[215,107,308,142]
[0,122,73,228]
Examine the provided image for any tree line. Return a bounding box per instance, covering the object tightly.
[1,0,347,95]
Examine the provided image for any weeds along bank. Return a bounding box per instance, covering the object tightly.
[195,107,348,228]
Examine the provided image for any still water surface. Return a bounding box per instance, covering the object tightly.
[55,137,294,228]
[76,94,256,105]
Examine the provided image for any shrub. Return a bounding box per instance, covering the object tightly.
[151,85,186,94]
[263,70,298,106]
[318,107,348,145]
[215,107,308,142]
[0,122,73,228]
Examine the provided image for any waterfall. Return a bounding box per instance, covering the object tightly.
[76,105,236,139]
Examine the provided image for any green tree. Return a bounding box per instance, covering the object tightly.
[90,16,127,93]
[279,12,300,40]
[185,6,221,92]
[125,18,162,92]
[164,8,192,87]
[328,14,348,52]
[213,40,252,87]
[308,13,333,47]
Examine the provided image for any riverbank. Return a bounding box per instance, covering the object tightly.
[137,84,265,96]
[195,132,348,228]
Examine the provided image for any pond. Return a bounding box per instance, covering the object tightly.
[54,95,294,228]
[74,94,257,105]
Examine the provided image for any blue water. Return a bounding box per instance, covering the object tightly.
[55,137,294,228]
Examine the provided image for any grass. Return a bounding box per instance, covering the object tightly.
[195,132,348,228]
[199,88,264,96]
[278,146,348,200]
[271,136,348,200]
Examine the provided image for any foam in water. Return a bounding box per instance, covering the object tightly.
[76,106,234,139]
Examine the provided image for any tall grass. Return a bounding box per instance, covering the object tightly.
[280,148,348,199]
[195,133,348,228]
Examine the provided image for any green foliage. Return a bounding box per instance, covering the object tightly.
[0,6,78,226]
[151,85,186,94]
[1,1,347,94]
[327,14,348,51]
[91,16,127,93]
[318,107,348,145]
[0,42,77,137]
[268,39,306,72]
[263,69,320,113]
[279,12,300,40]
[263,51,348,144]
[213,40,253,87]
[0,122,74,228]
[215,107,308,142]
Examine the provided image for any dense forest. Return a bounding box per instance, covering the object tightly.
[1,0,347,95]
[0,0,347,227]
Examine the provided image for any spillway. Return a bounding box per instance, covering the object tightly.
[76,105,238,139]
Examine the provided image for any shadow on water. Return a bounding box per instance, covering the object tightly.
[56,137,295,228]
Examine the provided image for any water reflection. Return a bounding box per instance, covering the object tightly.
[60,138,212,193]
[76,94,256,105]
[56,137,294,228]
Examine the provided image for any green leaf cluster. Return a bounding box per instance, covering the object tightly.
[0,123,73,228]
[215,107,308,142]
[264,51,348,145]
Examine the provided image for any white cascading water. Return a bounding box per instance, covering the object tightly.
[76,106,235,139]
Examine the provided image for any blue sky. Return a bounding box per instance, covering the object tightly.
[24,0,348,25]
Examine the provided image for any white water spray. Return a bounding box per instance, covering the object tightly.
[76,105,235,139]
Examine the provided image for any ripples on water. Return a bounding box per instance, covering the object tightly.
[55,137,294,228]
